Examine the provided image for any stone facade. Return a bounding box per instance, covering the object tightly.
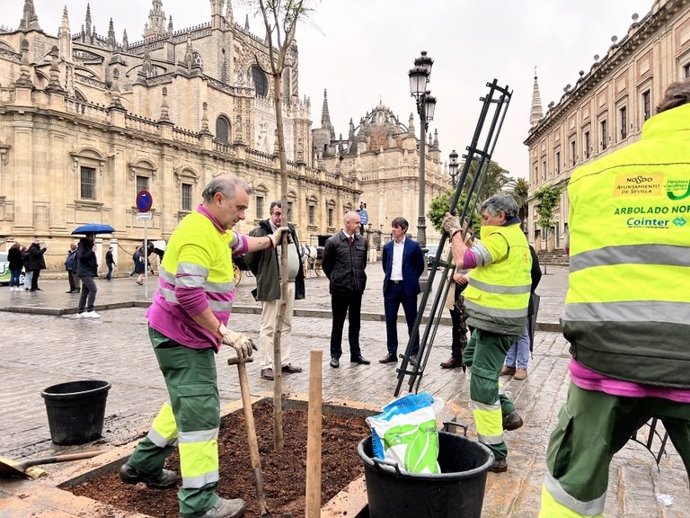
[313,91,449,247]
[0,0,361,271]
[524,0,690,251]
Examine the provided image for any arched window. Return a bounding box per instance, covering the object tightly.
[216,115,231,143]
[250,65,268,98]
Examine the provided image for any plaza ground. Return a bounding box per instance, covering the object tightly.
[0,265,687,517]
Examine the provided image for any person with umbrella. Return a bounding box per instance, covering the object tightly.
[76,233,99,317]
[70,225,114,317]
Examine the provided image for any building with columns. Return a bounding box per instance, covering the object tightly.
[524,0,690,251]
[0,0,362,271]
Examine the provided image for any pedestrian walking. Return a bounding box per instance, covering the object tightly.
[105,246,115,280]
[26,238,47,291]
[322,211,370,368]
[443,193,532,473]
[76,234,99,318]
[538,79,690,518]
[65,243,80,293]
[7,242,23,291]
[120,175,286,518]
[133,247,145,285]
[379,217,425,364]
[245,201,305,381]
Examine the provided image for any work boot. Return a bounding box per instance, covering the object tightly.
[489,458,508,473]
[440,357,463,369]
[197,497,246,518]
[502,410,524,431]
[513,368,528,380]
[500,365,516,376]
[120,462,178,489]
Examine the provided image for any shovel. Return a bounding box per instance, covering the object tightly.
[0,450,106,480]
[227,355,274,517]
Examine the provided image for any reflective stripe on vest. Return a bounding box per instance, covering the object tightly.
[463,224,531,332]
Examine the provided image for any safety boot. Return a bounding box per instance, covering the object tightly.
[120,462,178,489]
[197,497,246,518]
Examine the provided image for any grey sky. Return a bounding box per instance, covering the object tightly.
[7,0,654,179]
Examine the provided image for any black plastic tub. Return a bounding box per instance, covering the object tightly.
[358,431,494,518]
[41,380,111,445]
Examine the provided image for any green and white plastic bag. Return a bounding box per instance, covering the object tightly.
[366,392,441,474]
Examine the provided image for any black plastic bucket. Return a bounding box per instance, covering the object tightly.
[358,431,494,518]
[41,380,111,445]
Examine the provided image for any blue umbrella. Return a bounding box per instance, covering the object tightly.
[71,224,116,235]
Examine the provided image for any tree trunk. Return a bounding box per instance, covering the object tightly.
[271,71,289,452]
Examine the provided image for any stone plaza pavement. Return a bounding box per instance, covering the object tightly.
[0,265,687,517]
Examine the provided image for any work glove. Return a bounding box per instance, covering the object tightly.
[442,213,462,236]
[219,324,256,359]
[269,226,289,248]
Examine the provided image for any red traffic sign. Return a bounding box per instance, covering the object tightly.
[136,190,153,212]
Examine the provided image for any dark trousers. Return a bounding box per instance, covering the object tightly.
[30,269,40,290]
[330,290,363,359]
[449,306,469,359]
[78,276,98,313]
[106,264,113,280]
[384,282,419,355]
[67,270,79,291]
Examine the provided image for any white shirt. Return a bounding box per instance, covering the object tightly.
[391,237,405,281]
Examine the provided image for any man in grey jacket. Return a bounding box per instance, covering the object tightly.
[245,201,305,380]
[322,211,371,368]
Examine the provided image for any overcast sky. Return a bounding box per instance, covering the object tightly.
[7,0,654,178]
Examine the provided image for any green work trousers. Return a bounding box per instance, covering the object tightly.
[463,328,518,461]
[128,327,221,518]
[542,383,690,515]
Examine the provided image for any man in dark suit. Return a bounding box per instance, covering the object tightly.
[379,217,425,364]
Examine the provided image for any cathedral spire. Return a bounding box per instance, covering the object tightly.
[18,0,41,32]
[58,6,72,61]
[106,18,116,49]
[225,0,234,24]
[244,14,250,31]
[530,67,544,127]
[143,0,167,39]
[84,3,92,37]
[321,89,335,139]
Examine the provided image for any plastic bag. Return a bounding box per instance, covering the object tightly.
[366,392,440,474]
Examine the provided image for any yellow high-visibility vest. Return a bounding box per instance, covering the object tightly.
[464,223,531,335]
[564,103,690,388]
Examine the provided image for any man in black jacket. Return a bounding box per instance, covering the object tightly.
[322,211,370,368]
[245,201,305,380]
[27,238,47,292]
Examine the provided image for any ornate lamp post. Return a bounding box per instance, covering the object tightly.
[448,149,459,187]
[408,51,436,251]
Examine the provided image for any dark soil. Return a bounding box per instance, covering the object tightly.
[69,399,371,517]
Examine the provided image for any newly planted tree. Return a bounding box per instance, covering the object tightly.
[253,0,313,451]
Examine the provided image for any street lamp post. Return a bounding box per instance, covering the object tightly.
[408,51,436,252]
[448,149,459,187]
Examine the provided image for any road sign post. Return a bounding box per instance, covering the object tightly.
[136,190,154,299]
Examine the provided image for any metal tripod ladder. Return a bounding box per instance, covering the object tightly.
[394,79,513,397]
